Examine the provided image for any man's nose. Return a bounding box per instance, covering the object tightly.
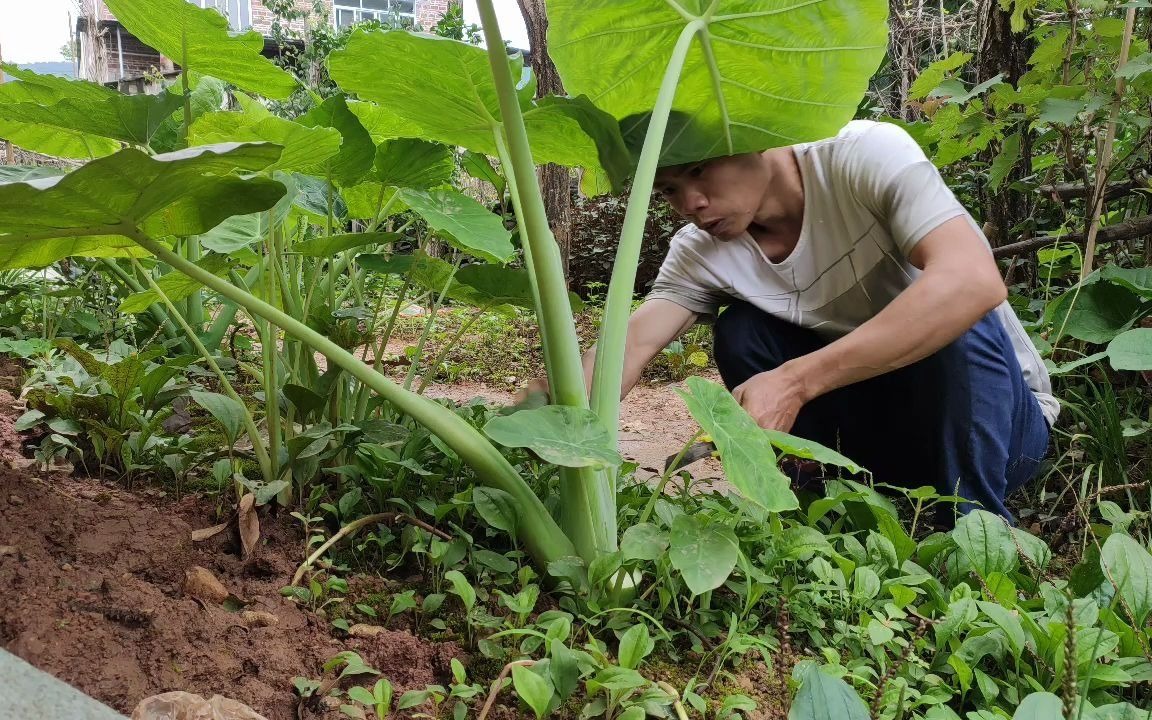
[683,189,708,215]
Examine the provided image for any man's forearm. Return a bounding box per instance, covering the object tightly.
[785,269,1006,403]
[580,343,652,400]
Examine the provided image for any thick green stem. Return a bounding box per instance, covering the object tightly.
[264,220,284,497]
[134,258,273,491]
[128,228,575,567]
[591,22,701,447]
[477,0,615,560]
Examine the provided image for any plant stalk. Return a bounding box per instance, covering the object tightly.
[128,227,576,567]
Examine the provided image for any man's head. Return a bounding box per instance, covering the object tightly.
[654,148,801,240]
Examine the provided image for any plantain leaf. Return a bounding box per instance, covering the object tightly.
[105,0,298,99]
[0,143,284,269]
[1106,328,1152,372]
[1101,533,1152,626]
[548,0,889,166]
[789,663,870,720]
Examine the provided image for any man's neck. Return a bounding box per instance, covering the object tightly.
[746,147,805,262]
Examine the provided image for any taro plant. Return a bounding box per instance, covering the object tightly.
[0,0,889,591]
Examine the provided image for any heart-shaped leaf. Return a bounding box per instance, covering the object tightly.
[668,515,737,595]
[548,0,889,165]
[190,111,342,173]
[331,30,628,192]
[677,376,797,512]
[788,663,870,720]
[105,0,298,99]
[396,189,515,264]
[0,143,285,269]
[484,405,622,470]
[297,95,377,187]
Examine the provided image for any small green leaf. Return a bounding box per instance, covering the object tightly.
[472,486,519,534]
[617,624,654,670]
[14,409,45,431]
[443,570,476,611]
[910,52,974,99]
[347,687,377,707]
[763,428,864,474]
[484,405,622,470]
[620,523,669,561]
[788,663,870,720]
[668,515,738,595]
[548,639,580,700]
[512,665,555,720]
[190,390,246,444]
[952,510,1019,579]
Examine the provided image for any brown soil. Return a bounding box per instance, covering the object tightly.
[0,356,462,720]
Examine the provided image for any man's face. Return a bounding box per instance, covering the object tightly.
[654,153,767,240]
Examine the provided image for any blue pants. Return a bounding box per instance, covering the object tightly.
[712,302,1050,522]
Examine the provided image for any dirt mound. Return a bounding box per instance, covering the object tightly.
[0,470,461,719]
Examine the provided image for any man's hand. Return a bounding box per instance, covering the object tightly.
[514,376,551,405]
[732,365,810,432]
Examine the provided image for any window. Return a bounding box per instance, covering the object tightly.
[194,0,252,32]
[334,0,415,28]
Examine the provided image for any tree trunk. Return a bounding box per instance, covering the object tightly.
[975,0,1034,247]
[516,0,574,281]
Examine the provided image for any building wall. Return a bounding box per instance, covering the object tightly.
[250,0,334,35]
[414,0,452,30]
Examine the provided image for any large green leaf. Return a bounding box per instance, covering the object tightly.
[677,376,797,512]
[1107,329,1152,371]
[483,406,622,470]
[396,189,515,263]
[0,66,122,158]
[331,30,629,192]
[297,95,377,187]
[548,0,889,166]
[151,75,228,153]
[0,84,184,147]
[1047,281,1147,344]
[763,428,864,474]
[105,0,298,99]
[0,143,284,269]
[1101,533,1152,626]
[952,510,1019,579]
[190,112,342,173]
[375,139,456,189]
[788,663,870,720]
[668,515,738,595]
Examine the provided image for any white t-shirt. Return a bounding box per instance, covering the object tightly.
[648,120,1059,425]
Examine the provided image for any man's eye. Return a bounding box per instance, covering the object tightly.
[689,165,704,178]
[659,187,675,197]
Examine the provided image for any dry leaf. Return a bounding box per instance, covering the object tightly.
[132,691,269,720]
[347,624,387,638]
[238,493,259,560]
[240,610,279,628]
[191,521,231,542]
[182,566,230,604]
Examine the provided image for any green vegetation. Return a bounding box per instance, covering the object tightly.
[0,0,1150,718]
